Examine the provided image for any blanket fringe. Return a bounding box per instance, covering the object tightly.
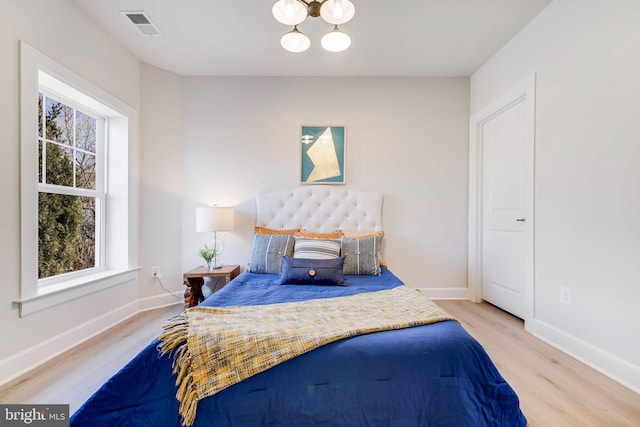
[177,373,199,426]
[158,313,199,426]
[158,314,189,357]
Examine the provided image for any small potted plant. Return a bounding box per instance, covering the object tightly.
[199,245,218,271]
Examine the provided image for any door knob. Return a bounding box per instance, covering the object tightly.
[516,218,526,222]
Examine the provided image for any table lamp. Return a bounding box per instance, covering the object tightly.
[195,206,234,270]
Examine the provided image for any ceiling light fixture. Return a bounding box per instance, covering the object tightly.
[272,0,355,53]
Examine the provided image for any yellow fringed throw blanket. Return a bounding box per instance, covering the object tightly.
[158,286,457,426]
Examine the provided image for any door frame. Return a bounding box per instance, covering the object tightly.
[468,74,536,324]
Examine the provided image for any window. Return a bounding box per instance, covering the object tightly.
[38,91,105,283]
[18,42,137,316]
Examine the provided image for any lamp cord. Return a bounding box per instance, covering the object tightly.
[154,276,184,301]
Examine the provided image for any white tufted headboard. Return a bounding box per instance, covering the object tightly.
[256,187,383,233]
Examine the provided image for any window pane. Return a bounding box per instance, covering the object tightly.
[45,97,73,146]
[76,151,96,190]
[38,140,43,183]
[38,194,96,279]
[38,92,43,138]
[76,111,96,153]
[78,196,96,271]
[45,143,74,186]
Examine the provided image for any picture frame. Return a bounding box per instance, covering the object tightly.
[300,125,346,184]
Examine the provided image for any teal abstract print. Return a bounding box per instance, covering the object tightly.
[300,126,346,184]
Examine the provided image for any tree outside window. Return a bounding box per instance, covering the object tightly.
[38,92,101,279]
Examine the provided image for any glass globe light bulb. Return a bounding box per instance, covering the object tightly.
[321,26,351,52]
[320,0,355,25]
[272,0,307,25]
[281,26,311,53]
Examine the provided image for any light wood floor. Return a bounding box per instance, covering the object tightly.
[0,300,638,426]
[0,303,185,414]
[437,300,640,426]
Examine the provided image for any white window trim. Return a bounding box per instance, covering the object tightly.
[17,41,138,317]
[17,269,140,316]
[37,89,107,286]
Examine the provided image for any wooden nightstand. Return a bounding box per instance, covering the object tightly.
[183,264,240,307]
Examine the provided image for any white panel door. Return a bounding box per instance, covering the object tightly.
[480,95,533,319]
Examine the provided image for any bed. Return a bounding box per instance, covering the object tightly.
[71,187,527,427]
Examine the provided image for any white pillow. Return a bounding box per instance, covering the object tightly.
[293,237,341,259]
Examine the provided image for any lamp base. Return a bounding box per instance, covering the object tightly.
[202,232,224,271]
[203,261,224,272]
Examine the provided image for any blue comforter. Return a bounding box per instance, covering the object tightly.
[71,268,527,426]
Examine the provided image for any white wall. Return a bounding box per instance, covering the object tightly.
[139,63,184,299]
[471,0,640,391]
[0,0,143,382]
[181,77,470,295]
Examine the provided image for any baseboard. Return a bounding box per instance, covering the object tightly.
[137,291,185,312]
[417,287,470,300]
[527,318,640,394]
[0,291,183,387]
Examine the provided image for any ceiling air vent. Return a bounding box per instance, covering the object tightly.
[120,10,162,36]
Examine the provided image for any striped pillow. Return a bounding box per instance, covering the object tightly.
[247,233,295,274]
[341,235,381,275]
[294,230,342,239]
[293,238,341,259]
[340,230,387,267]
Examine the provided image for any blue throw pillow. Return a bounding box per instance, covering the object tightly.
[341,235,381,275]
[247,234,295,274]
[279,256,345,286]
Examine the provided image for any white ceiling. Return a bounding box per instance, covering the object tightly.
[72,0,553,77]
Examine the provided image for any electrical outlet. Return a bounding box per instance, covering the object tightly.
[560,286,571,305]
[152,266,161,278]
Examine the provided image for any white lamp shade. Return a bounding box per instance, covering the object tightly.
[272,0,307,26]
[281,27,311,53]
[321,27,351,52]
[320,0,355,25]
[195,207,234,232]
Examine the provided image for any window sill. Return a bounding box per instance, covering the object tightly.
[14,268,140,317]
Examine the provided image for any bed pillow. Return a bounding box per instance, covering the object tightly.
[341,230,387,268]
[341,235,382,275]
[247,233,295,274]
[293,237,341,259]
[279,256,345,286]
[254,226,300,235]
[294,230,342,239]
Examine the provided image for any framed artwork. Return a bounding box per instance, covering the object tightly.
[300,125,346,184]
